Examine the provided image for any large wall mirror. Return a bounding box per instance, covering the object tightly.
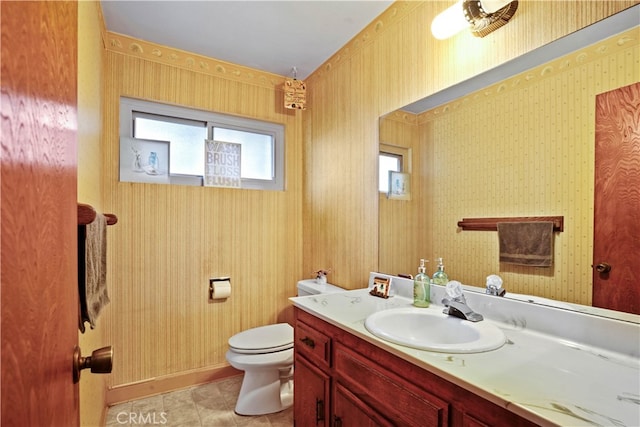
[378,6,639,322]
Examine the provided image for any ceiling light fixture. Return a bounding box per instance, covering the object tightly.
[431,0,518,40]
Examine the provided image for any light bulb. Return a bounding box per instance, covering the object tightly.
[431,0,469,40]
[480,0,513,13]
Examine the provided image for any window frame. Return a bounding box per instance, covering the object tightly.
[120,97,285,191]
[379,143,411,194]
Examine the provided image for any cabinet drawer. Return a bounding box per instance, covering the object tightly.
[295,320,332,369]
[335,343,449,427]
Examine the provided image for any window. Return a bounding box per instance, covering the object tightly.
[379,143,410,193]
[211,127,273,181]
[120,97,285,190]
[379,152,402,193]
[133,113,207,176]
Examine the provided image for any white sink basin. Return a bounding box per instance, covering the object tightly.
[364,307,506,353]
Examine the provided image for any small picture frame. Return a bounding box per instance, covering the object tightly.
[369,276,391,299]
[120,137,170,184]
[388,171,411,200]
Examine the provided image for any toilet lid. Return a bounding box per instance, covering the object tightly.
[228,323,293,354]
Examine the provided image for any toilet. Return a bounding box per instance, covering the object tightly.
[225,279,344,415]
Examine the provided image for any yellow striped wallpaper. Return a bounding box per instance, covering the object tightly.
[101,37,304,389]
[379,112,433,278]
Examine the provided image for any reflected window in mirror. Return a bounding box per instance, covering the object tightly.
[379,144,410,193]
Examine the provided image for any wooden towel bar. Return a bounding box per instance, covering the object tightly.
[457,216,563,232]
[77,203,118,226]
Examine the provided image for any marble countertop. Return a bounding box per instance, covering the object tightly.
[290,276,640,427]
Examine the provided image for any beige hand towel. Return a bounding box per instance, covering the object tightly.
[497,222,554,267]
[84,213,110,328]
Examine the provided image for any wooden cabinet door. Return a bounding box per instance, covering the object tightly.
[593,82,640,314]
[333,382,394,427]
[294,354,330,426]
[1,1,80,425]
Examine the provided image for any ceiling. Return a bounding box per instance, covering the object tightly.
[101,0,394,80]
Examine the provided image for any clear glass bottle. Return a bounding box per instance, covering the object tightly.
[432,257,449,286]
[413,259,430,307]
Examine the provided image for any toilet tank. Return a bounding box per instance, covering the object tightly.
[297,279,344,296]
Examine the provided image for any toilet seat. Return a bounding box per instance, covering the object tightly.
[226,348,294,368]
[228,323,293,354]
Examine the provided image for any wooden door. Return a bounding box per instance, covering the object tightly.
[593,82,640,314]
[1,1,80,425]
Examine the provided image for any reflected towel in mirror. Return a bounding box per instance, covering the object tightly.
[497,222,554,267]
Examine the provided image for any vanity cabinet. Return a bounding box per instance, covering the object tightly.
[294,307,538,427]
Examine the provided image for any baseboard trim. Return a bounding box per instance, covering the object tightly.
[105,364,242,406]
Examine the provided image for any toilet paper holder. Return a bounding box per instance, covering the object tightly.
[209,277,231,300]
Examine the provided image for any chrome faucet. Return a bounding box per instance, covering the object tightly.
[441,282,484,322]
[486,284,506,296]
[485,274,505,297]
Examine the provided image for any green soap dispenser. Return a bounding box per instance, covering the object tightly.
[432,257,449,286]
[413,259,430,307]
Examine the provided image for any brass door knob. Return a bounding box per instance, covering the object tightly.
[73,345,113,383]
[594,262,612,273]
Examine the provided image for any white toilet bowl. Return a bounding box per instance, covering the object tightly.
[225,279,344,416]
[225,323,294,415]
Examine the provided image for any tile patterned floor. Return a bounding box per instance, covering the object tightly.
[105,376,293,426]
